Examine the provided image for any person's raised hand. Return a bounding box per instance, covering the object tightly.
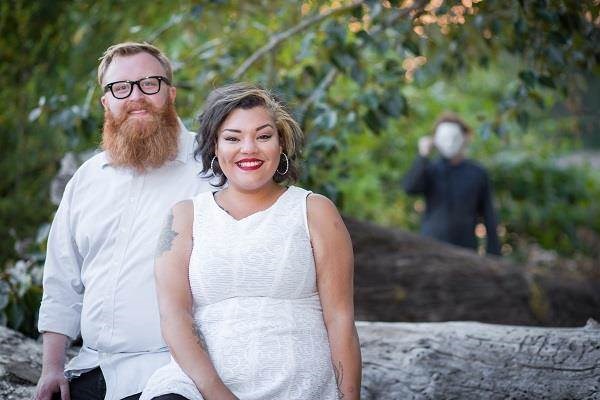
[418,136,434,157]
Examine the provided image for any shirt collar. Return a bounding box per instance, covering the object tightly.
[101,118,194,169]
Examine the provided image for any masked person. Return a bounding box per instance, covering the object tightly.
[402,113,501,255]
[35,42,212,400]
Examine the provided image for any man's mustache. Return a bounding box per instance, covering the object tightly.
[123,99,159,114]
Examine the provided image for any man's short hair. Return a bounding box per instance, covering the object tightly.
[97,42,173,86]
[433,112,473,136]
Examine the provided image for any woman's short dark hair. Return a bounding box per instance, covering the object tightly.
[195,83,303,187]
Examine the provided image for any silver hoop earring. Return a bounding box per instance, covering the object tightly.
[276,153,289,175]
[210,156,219,175]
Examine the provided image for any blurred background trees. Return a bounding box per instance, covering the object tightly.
[1,0,598,336]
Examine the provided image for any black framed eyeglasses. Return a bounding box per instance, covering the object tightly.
[103,76,171,99]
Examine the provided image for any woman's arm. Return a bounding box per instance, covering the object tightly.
[308,194,362,399]
[154,200,238,400]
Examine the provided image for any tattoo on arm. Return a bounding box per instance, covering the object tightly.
[192,324,208,352]
[156,210,178,257]
[333,360,344,399]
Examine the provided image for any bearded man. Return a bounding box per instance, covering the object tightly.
[402,113,501,256]
[35,42,212,400]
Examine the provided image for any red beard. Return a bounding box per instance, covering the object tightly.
[101,99,180,172]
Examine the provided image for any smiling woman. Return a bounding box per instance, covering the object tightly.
[195,83,303,188]
[140,83,362,400]
[214,106,283,202]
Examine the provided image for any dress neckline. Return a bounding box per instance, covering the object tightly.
[210,186,292,222]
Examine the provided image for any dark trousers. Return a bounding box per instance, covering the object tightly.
[49,367,142,400]
[50,367,188,400]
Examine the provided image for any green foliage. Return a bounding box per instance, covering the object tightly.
[0,0,598,335]
[0,230,46,337]
[491,156,600,257]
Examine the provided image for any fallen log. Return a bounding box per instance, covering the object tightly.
[1,321,598,400]
[347,217,600,326]
[358,319,600,400]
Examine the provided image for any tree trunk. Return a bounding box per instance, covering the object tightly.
[347,217,600,326]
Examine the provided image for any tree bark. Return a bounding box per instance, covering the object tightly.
[347,217,600,326]
[358,319,600,400]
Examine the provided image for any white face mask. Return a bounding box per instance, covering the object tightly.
[434,122,465,159]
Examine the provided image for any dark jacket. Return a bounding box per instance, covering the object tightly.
[403,156,501,255]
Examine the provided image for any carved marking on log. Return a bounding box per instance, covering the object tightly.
[357,321,600,400]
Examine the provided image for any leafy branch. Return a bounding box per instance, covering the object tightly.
[232,0,366,79]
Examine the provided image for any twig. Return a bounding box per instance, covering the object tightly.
[232,0,366,79]
[296,0,428,123]
[297,67,338,124]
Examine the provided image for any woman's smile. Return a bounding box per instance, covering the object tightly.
[236,158,264,170]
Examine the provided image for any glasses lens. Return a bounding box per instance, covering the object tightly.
[139,77,161,95]
[112,82,132,99]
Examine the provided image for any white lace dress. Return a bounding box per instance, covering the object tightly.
[140,186,339,400]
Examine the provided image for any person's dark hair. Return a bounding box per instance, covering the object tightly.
[433,112,473,136]
[195,83,303,187]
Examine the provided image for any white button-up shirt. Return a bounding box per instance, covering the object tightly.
[38,123,213,400]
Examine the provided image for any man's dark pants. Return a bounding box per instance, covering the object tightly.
[51,367,187,400]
